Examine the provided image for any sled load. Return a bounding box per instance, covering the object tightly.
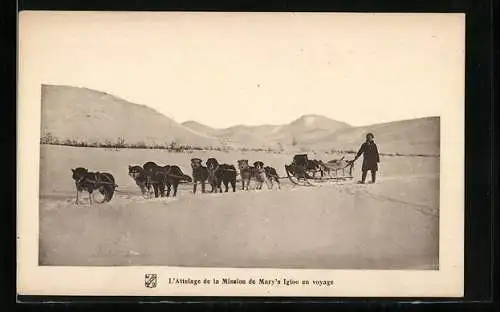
[284,153,354,186]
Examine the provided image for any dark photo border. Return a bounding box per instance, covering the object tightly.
[6,0,495,309]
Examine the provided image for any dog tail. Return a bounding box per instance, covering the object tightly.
[182,174,193,182]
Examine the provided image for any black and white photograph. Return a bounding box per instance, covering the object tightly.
[17,11,465,297]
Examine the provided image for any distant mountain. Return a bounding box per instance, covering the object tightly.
[182,114,352,149]
[40,85,219,147]
[267,114,352,145]
[181,121,219,137]
[301,117,440,155]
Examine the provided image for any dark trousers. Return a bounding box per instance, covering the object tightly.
[361,170,376,183]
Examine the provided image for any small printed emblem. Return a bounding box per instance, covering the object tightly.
[145,274,158,288]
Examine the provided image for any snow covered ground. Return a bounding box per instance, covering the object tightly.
[38,145,439,269]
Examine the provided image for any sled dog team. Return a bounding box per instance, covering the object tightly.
[71,157,281,205]
[128,158,282,198]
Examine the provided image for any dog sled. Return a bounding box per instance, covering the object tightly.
[284,154,354,186]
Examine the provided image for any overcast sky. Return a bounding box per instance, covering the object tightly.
[20,12,464,128]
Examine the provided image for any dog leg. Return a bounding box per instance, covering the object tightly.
[89,191,93,205]
[224,181,229,192]
[166,183,171,197]
[217,180,223,193]
[265,178,271,190]
[262,173,271,190]
[75,190,79,205]
[276,178,281,190]
[201,181,206,193]
[193,181,197,194]
[231,179,236,192]
[160,183,165,197]
[173,182,178,197]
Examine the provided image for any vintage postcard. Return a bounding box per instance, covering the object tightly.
[17,11,465,297]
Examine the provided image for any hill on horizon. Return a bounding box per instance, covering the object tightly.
[40,84,440,155]
[40,84,219,148]
[300,116,440,156]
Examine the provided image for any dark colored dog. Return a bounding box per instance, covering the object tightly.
[142,161,167,197]
[264,166,281,190]
[163,164,192,197]
[253,161,270,190]
[128,165,153,198]
[237,159,256,191]
[206,158,237,193]
[191,158,209,194]
[71,167,117,205]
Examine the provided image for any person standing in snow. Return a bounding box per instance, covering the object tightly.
[348,133,380,184]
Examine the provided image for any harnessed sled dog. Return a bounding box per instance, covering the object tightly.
[206,158,237,193]
[191,158,209,194]
[129,161,192,198]
[263,164,281,190]
[253,161,271,190]
[237,159,256,191]
[128,165,154,198]
[71,167,117,205]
